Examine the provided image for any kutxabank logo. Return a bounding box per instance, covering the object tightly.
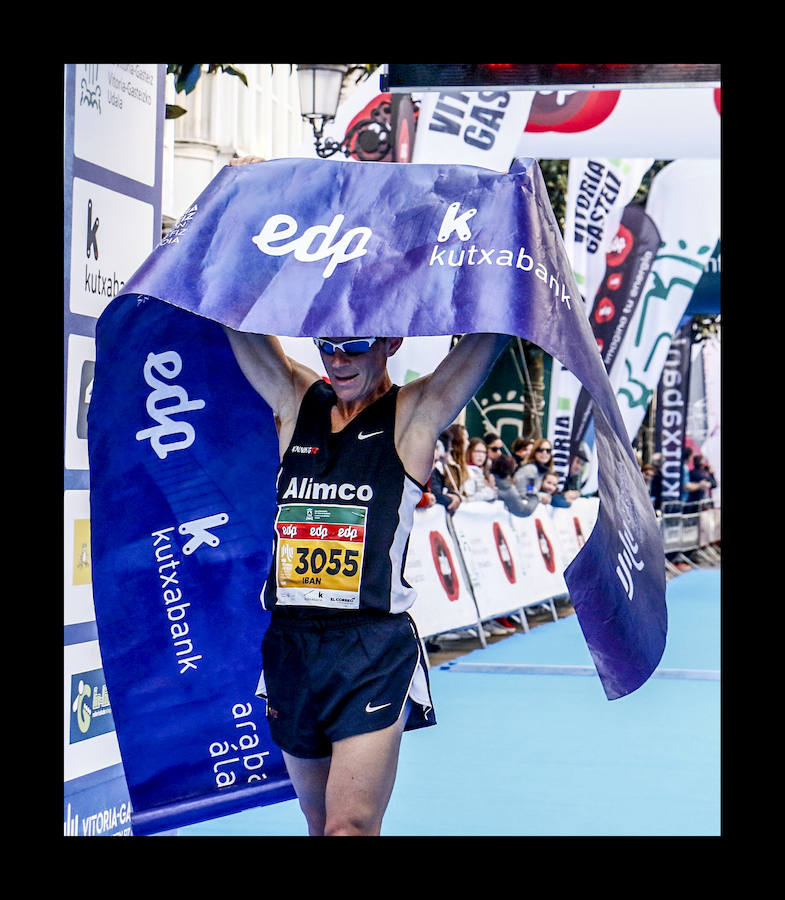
[247,198,575,309]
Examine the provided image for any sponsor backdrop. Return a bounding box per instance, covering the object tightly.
[90,154,667,834]
[64,63,166,836]
[74,67,719,836]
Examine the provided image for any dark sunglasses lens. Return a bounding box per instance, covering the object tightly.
[344,341,373,354]
[318,339,374,355]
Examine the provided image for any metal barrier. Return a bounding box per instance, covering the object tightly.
[657,499,721,573]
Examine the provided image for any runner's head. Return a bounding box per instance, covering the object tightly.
[314,336,402,403]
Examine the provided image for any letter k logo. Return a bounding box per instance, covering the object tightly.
[437,201,477,243]
[179,513,229,555]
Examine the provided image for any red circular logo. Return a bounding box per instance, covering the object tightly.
[493,521,516,584]
[429,530,459,601]
[525,90,620,133]
[594,296,616,324]
[535,518,556,574]
[573,517,585,549]
[606,223,634,267]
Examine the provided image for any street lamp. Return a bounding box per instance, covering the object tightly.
[296,64,349,158]
[296,64,397,161]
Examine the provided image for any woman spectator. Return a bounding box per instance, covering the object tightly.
[510,436,534,469]
[484,433,505,468]
[463,437,498,502]
[443,423,470,498]
[430,438,461,515]
[491,454,538,517]
[514,437,555,497]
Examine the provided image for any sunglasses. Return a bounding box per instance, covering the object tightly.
[488,445,503,452]
[536,447,553,454]
[314,337,380,356]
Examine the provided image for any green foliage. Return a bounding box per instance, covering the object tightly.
[537,159,569,234]
[166,64,248,119]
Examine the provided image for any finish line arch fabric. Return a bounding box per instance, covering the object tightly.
[88,156,666,834]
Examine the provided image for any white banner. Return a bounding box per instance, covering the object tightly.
[515,88,720,159]
[405,502,479,639]
[611,159,721,442]
[448,501,530,619]
[405,498,600,637]
[412,90,535,171]
[549,498,598,567]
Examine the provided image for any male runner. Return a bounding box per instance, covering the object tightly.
[225,157,509,836]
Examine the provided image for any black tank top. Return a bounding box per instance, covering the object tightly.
[262,380,424,615]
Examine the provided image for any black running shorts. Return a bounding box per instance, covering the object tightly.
[260,609,435,759]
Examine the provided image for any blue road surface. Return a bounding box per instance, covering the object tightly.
[177,568,720,837]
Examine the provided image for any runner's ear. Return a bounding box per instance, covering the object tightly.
[383,337,403,357]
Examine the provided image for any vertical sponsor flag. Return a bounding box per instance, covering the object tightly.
[563,158,653,307]
[566,203,663,493]
[700,334,721,505]
[654,318,693,505]
[547,159,652,485]
[90,156,667,832]
[612,159,721,442]
[686,333,707,454]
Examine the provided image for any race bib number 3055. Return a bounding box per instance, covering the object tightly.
[274,503,367,609]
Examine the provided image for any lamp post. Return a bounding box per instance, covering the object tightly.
[296,64,394,161]
[296,64,348,158]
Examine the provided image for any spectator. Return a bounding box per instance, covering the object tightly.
[484,432,505,467]
[443,423,470,498]
[681,447,713,503]
[538,471,572,508]
[514,437,554,496]
[648,453,664,510]
[690,454,717,502]
[463,438,498,502]
[510,436,534,469]
[641,464,658,507]
[431,438,461,515]
[491,454,538,517]
[563,448,589,498]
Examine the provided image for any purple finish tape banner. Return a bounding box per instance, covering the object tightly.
[89,156,666,832]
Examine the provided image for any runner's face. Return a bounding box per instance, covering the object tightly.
[318,337,390,403]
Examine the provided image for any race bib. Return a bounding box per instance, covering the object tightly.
[274,503,368,609]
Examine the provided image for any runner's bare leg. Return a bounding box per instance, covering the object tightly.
[282,704,408,836]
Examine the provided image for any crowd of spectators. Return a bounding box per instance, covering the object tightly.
[418,423,718,519]
[419,426,591,519]
[418,424,718,648]
[419,426,592,643]
[639,446,717,510]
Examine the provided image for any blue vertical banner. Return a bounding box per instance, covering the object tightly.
[90,155,667,833]
[88,298,296,835]
[64,63,166,836]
